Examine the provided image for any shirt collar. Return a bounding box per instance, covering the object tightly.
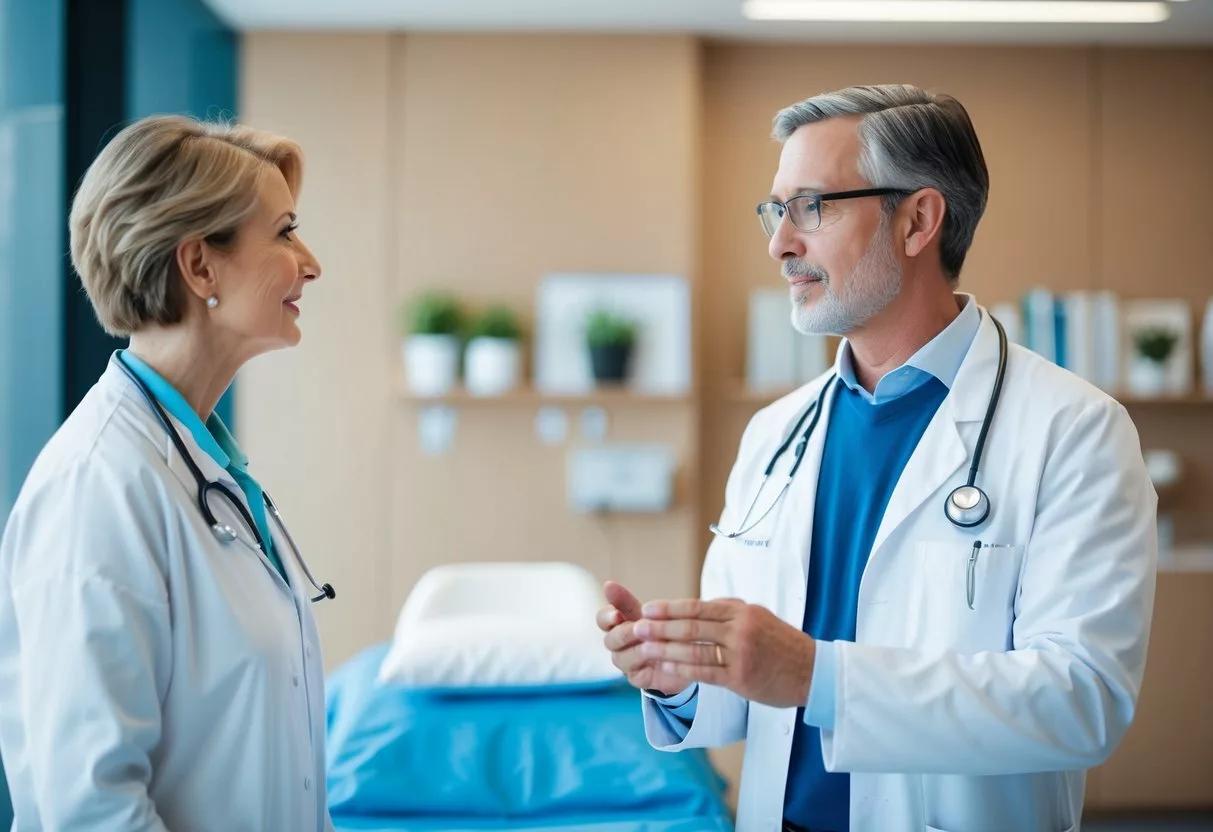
[836,293,981,400]
[117,350,245,471]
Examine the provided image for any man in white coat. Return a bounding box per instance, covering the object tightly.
[599,84,1158,832]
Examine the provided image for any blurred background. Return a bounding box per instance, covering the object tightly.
[2,0,1212,828]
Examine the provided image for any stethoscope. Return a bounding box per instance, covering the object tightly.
[115,354,336,603]
[710,313,1008,543]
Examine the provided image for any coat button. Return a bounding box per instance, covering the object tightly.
[304,776,312,791]
[293,675,300,687]
[305,644,313,659]
[783,722,791,735]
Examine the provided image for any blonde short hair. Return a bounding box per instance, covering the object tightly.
[69,114,304,336]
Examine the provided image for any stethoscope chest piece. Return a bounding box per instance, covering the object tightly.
[944,484,990,528]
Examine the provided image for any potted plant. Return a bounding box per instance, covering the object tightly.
[464,305,523,397]
[585,309,637,385]
[400,291,464,396]
[1127,326,1178,397]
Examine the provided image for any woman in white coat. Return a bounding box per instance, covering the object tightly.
[0,115,335,830]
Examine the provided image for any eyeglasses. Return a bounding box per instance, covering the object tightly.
[756,188,907,236]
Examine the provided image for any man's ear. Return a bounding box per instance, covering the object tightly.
[901,188,947,260]
[175,238,217,302]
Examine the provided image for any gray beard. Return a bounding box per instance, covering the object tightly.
[789,218,902,336]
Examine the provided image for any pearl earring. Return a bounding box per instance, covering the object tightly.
[206,295,219,309]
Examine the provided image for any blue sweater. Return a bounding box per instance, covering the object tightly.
[783,376,948,830]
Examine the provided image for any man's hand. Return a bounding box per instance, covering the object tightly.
[597,581,693,698]
[632,598,816,709]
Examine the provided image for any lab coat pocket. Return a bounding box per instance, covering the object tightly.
[713,537,780,605]
[909,540,1025,654]
[707,499,782,604]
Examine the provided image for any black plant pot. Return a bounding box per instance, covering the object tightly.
[589,343,633,383]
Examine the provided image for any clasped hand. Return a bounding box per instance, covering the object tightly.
[597,581,817,709]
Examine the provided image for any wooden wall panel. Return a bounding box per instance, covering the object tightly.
[1092,573,1213,808]
[387,34,705,619]
[239,33,395,670]
[1097,49,1213,307]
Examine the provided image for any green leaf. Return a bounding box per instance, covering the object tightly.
[400,291,464,336]
[585,308,637,347]
[469,305,522,340]
[1133,326,1179,364]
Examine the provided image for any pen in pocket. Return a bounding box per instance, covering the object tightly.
[967,541,1015,609]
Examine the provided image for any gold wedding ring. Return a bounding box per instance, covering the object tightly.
[715,644,725,667]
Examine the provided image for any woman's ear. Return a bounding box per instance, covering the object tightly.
[175,238,218,303]
[901,188,947,260]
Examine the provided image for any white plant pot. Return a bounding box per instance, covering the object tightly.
[1126,356,1168,397]
[464,337,521,397]
[403,335,461,396]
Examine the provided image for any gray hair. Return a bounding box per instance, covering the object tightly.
[773,84,988,283]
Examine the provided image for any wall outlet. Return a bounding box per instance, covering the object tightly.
[567,443,675,513]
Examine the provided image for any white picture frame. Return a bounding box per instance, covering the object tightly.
[533,273,691,396]
[1120,298,1194,396]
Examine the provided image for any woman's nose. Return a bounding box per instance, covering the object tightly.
[298,241,321,281]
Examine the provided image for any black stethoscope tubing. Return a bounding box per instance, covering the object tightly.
[115,354,336,603]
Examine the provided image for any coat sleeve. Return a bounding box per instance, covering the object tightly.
[5,463,173,831]
[643,405,775,751]
[821,399,1158,774]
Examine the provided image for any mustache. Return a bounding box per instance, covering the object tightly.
[783,260,829,282]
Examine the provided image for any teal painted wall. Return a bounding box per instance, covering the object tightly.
[0,0,65,526]
[0,0,64,819]
[128,0,237,121]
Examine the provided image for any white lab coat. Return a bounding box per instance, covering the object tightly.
[644,305,1158,832]
[0,360,334,832]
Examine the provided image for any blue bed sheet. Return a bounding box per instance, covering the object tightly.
[333,817,728,832]
[326,644,734,831]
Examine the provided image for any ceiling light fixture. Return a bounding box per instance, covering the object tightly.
[741,1,1172,24]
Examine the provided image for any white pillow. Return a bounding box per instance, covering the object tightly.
[378,562,624,690]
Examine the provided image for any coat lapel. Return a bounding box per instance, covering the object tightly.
[106,360,262,552]
[868,308,1004,557]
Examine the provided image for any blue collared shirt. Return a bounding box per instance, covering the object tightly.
[835,294,980,404]
[119,350,287,582]
[656,295,982,733]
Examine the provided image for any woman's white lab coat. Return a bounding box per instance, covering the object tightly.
[0,360,333,831]
[643,309,1158,832]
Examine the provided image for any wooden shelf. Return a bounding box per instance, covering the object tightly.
[400,384,697,407]
[723,385,801,405]
[721,383,1213,407]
